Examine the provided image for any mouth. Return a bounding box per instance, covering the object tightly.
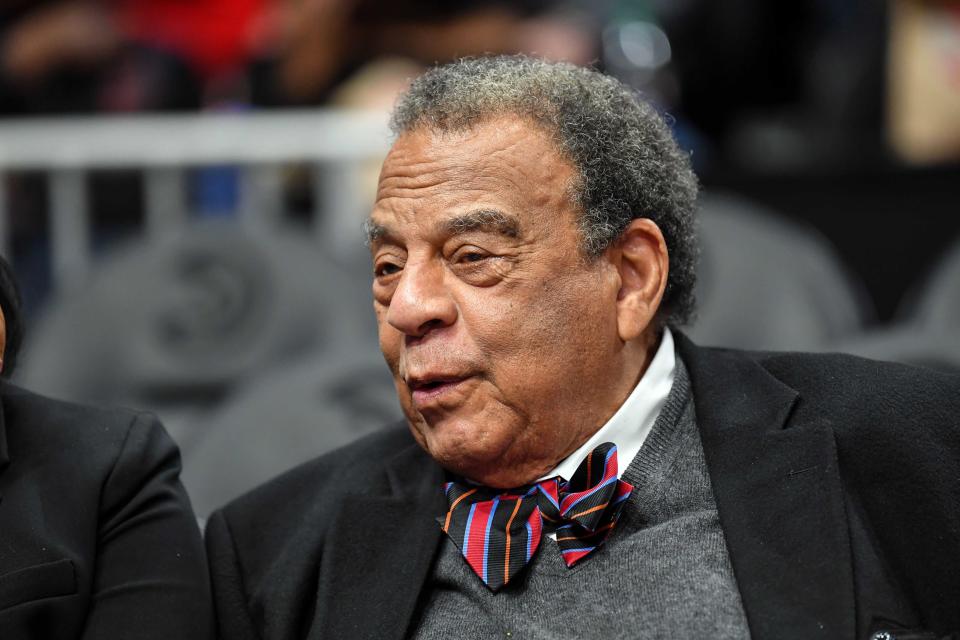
[407,374,473,407]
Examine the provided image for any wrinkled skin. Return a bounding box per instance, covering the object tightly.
[369,116,667,487]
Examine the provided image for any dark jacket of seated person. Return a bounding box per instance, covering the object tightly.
[0,259,213,639]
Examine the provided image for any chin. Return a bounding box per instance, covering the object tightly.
[429,442,544,488]
[419,434,511,483]
[462,465,546,490]
[405,410,540,486]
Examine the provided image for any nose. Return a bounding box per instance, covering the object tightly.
[385,259,457,338]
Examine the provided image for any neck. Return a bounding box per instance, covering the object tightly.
[468,328,662,488]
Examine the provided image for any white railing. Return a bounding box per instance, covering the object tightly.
[0,109,393,291]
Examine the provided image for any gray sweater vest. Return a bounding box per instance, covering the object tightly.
[407,358,751,639]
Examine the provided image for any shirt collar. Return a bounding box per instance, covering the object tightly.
[539,327,676,481]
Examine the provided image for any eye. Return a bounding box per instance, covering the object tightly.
[447,244,513,287]
[452,246,490,264]
[461,252,486,263]
[374,260,402,278]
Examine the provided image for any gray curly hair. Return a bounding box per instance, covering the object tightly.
[390,55,699,327]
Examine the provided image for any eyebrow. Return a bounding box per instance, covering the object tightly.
[444,209,520,238]
[364,208,520,247]
[363,219,388,246]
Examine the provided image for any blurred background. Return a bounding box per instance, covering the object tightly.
[0,0,957,515]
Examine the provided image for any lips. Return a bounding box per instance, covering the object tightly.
[407,374,473,407]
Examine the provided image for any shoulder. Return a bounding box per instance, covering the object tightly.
[1,381,172,473]
[0,384,211,639]
[679,336,959,455]
[752,348,958,400]
[766,351,960,484]
[684,340,959,420]
[1,381,186,525]
[210,424,416,548]
[225,424,414,509]
[204,425,419,629]
[751,349,960,429]
[3,380,140,430]
[687,343,960,468]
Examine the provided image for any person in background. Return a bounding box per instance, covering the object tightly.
[0,0,200,115]
[247,0,597,107]
[0,254,213,639]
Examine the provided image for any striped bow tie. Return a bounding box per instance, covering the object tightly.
[438,442,633,591]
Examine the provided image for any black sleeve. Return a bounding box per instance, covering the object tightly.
[206,509,263,640]
[80,413,214,640]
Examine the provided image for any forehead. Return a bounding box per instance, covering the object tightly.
[371,116,577,234]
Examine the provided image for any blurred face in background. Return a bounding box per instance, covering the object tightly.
[369,116,649,487]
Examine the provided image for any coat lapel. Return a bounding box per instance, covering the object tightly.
[677,334,855,640]
[308,442,445,640]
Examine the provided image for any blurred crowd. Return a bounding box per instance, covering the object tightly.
[0,0,594,113]
[2,0,959,164]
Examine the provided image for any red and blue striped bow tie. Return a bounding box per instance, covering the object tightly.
[439,442,633,591]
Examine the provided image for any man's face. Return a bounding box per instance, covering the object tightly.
[369,116,632,487]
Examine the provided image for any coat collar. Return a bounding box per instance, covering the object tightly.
[676,333,855,640]
[308,439,446,640]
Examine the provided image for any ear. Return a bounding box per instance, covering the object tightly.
[609,218,668,343]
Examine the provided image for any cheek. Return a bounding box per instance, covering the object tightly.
[374,301,392,342]
[376,312,402,374]
[468,274,616,393]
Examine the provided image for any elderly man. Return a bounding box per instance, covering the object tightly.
[205,57,960,640]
